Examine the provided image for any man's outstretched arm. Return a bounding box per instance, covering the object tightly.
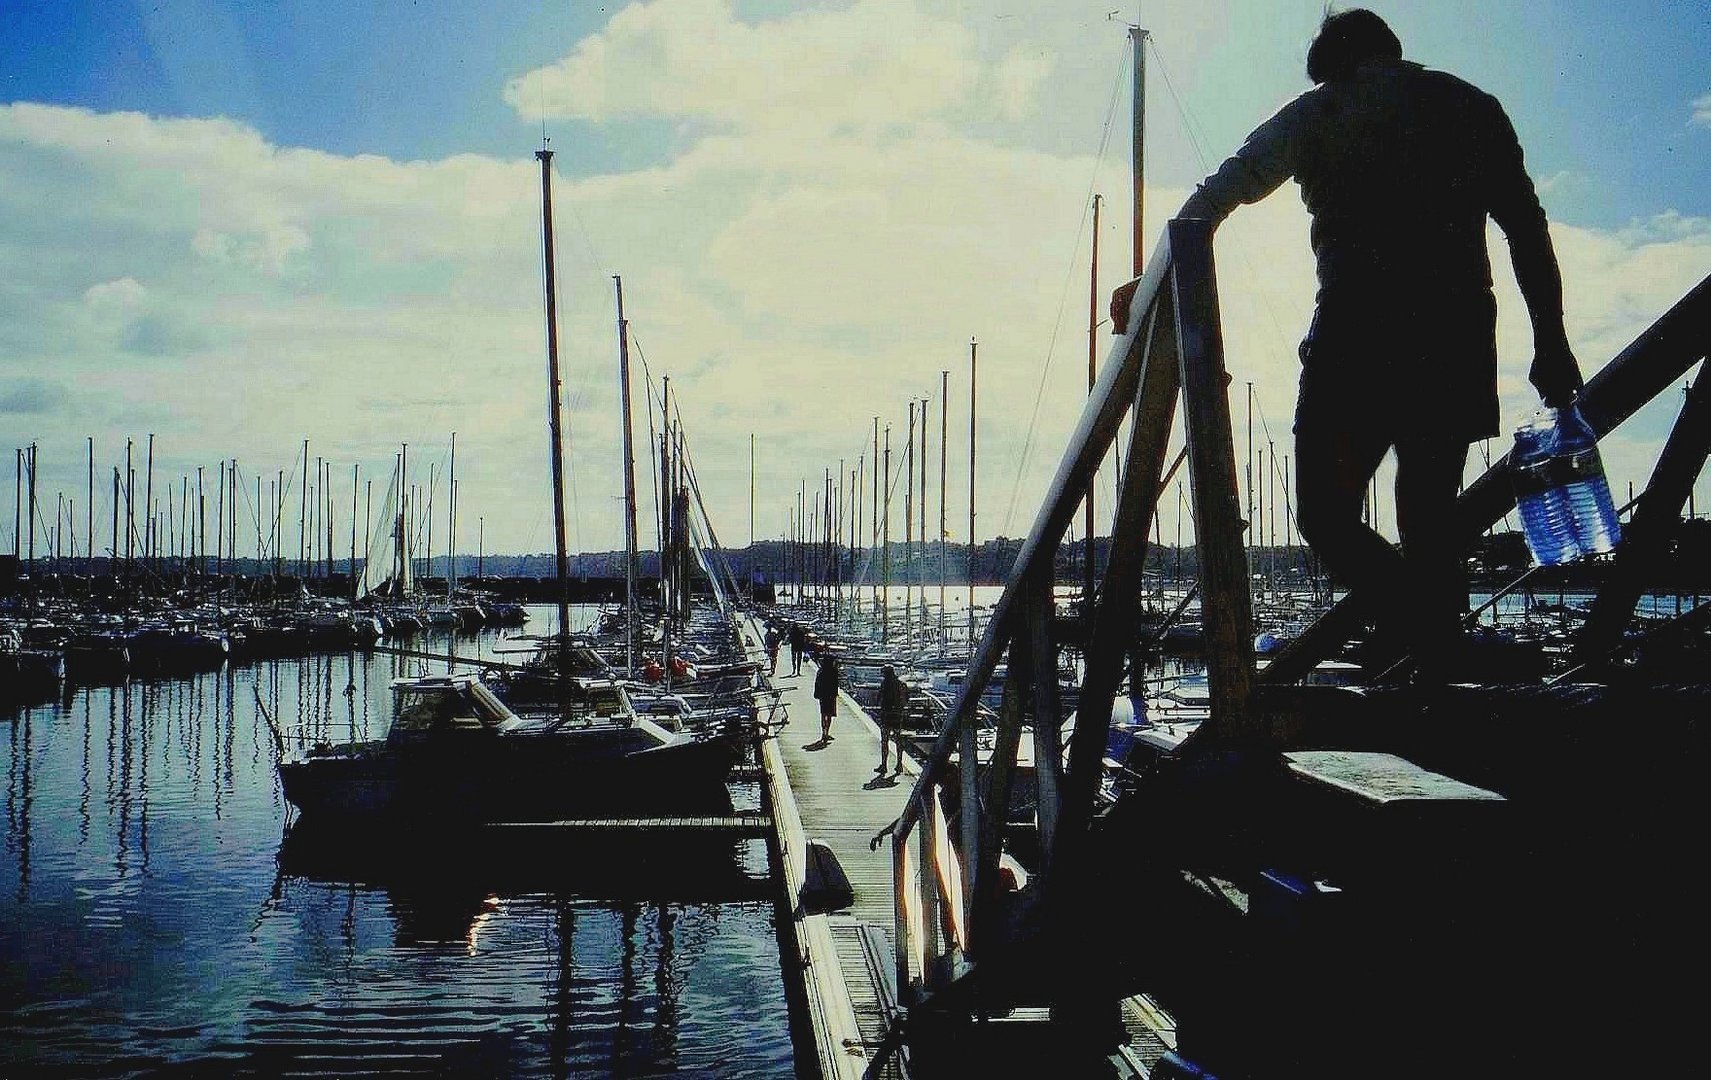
[1111,100,1303,334]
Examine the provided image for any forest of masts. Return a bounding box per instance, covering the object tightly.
[6,433,489,586]
[772,343,1321,626]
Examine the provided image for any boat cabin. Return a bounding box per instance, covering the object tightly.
[389,674,520,733]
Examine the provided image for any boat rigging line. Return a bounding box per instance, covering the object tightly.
[1002,33,1135,539]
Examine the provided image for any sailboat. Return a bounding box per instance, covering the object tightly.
[276,146,743,824]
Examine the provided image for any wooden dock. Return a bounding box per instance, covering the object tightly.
[742,617,916,1080]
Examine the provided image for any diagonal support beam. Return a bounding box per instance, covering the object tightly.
[1057,293,1180,852]
[1573,359,1711,663]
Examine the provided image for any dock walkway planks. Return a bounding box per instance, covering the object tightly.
[485,815,770,836]
[743,616,914,1080]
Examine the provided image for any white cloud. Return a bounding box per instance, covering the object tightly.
[1,2,1707,558]
[193,224,310,274]
[1691,92,1711,128]
[84,277,148,310]
[504,0,980,134]
[991,47,1056,123]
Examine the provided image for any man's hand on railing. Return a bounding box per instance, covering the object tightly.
[1109,276,1141,336]
[870,817,899,852]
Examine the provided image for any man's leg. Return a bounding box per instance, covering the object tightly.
[1393,436,1472,679]
[1294,421,1397,598]
[1294,420,1405,666]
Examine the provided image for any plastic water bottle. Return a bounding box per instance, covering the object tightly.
[1555,403,1621,555]
[1511,409,1580,566]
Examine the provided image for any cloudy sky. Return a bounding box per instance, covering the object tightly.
[3,0,1708,564]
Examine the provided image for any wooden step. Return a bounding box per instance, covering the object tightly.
[1283,750,1503,808]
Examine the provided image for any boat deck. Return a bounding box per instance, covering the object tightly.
[743,616,917,1080]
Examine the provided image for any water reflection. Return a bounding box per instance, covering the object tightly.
[1,613,793,1078]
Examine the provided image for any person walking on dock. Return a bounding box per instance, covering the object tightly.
[876,665,909,777]
[787,622,807,676]
[764,623,782,676]
[813,649,841,744]
[1111,7,1583,681]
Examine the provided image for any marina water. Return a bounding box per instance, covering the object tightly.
[0,607,794,1078]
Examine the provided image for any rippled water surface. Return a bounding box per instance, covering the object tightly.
[1,612,793,1078]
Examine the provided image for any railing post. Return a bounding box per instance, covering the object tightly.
[1170,217,1259,745]
[919,788,942,987]
[1027,575,1064,878]
[972,628,1026,954]
[959,676,982,953]
[894,828,913,1004]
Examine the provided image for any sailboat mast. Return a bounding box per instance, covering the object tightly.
[299,439,309,578]
[111,468,120,576]
[447,432,456,597]
[536,147,573,653]
[125,439,133,571]
[425,463,434,593]
[1087,193,1102,617]
[325,458,334,581]
[195,464,204,576]
[1119,23,1148,498]
[660,374,672,615]
[143,434,153,568]
[350,463,359,597]
[881,425,890,644]
[211,455,219,575]
[871,417,879,624]
[1130,25,1148,277]
[919,396,928,623]
[614,275,640,676]
[939,370,948,651]
[967,337,977,648]
[399,445,410,592]
[1247,382,1254,567]
[905,401,914,644]
[87,437,94,574]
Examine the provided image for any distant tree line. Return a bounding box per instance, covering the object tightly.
[11,518,1711,596]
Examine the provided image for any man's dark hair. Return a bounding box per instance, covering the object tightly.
[1306,8,1402,84]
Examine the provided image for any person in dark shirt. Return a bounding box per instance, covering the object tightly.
[1112,8,1583,679]
[764,624,782,676]
[787,623,807,676]
[813,650,841,744]
[876,665,909,777]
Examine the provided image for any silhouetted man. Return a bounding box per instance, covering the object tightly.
[787,622,807,676]
[1113,8,1583,679]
